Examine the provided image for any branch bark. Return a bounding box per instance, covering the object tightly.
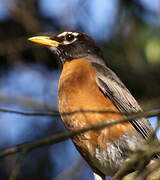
[0,109,159,158]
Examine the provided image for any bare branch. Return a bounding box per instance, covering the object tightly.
[0,109,159,158]
[112,115,160,180]
[9,150,28,180]
[0,108,122,117]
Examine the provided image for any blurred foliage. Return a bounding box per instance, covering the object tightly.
[0,0,160,180]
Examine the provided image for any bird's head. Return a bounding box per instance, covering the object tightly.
[28,31,104,65]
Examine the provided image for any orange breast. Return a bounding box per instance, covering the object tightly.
[58,58,133,150]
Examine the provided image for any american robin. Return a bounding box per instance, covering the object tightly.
[28,31,156,180]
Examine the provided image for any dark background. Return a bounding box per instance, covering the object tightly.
[0,0,160,180]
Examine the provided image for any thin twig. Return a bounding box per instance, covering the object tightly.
[0,109,159,158]
[0,108,123,117]
[9,150,28,180]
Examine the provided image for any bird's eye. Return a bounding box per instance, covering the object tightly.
[65,34,75,42]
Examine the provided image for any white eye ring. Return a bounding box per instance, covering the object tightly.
[57,31,79,37]
[57,31,79,45]
[62,33,77,45]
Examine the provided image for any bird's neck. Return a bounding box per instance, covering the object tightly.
[58,58,96,87]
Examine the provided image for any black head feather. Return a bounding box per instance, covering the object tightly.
[49,31,105,65]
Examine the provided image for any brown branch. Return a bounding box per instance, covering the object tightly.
[0,109,159,158]
[9,150,28,180]
[114,145,160,180]
[113,117,160,180]
[0,108,123,117]
[122,159,160,180]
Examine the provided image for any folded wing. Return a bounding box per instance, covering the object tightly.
[92,62,154,139]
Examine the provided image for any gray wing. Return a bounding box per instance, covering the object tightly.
[92,62,154,139]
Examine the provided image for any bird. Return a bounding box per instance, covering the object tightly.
[28,31,156,180]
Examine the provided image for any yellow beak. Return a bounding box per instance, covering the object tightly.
[28,36,60,47]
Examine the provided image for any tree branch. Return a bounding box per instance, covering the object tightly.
[0,108,122,117]
[0,109,159,158]
[9,150,28,180]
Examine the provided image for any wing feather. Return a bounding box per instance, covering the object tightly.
[92,62,154,139]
